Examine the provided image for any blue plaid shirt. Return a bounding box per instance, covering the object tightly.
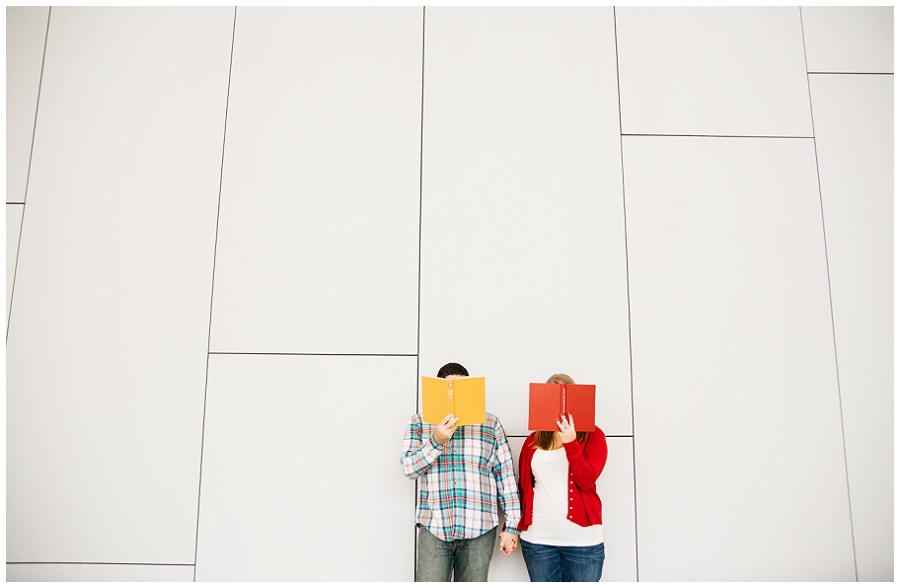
[401,412,521,541]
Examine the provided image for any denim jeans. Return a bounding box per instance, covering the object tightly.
[415,525,497,582]
[520,539,605,582]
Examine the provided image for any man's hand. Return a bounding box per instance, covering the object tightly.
[555,413,577,444]
[433,413,460,445]
[498,531,518,555]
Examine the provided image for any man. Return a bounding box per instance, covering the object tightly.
[401,362,521,581]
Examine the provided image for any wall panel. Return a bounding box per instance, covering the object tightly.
[595,437,637,582]
[616,7,812,137]
[7,204,24,329]
[419,7,631,437]
[6,6,48,203]
[624,136,855,580]
[194,354,416,581]
[809,74,893,581]
[208,7,422,355]
[801,7,893,74]
[7,564,193,582]
[6,7,234,563]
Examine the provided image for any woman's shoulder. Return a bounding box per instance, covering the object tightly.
[584,426,607,445]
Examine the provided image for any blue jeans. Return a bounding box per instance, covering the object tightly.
[520,539,605,582]
[415,525,497,582]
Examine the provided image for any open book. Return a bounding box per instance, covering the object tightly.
[528,383,596,431]
[421,376,486,426]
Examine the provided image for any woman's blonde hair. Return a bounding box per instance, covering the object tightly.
[532,373,589,450]
[546,373,575,385]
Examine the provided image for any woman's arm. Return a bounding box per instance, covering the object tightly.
[563,427,608,490]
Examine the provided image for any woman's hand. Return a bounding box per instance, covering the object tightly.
[555,413,576,444]
[499,531,518,555]
[433,413,460,445]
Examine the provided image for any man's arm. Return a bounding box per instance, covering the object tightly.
[400,414,458,479]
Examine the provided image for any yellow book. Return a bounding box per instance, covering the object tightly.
[421,376,486,426]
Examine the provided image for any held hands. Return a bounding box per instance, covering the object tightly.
[433,413,460,445]
[555,413,577,444]
[498,531,518,555]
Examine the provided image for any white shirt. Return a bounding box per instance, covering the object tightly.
[519,448,604,546]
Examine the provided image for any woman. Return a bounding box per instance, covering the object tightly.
[518,374,608,582]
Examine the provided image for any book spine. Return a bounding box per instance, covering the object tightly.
[448,381,454,417]
[561,384,567,416]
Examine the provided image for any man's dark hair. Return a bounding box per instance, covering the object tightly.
[437,362,469,378]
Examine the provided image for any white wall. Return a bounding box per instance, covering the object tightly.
[6,6,47,206]
[6,6,47,334]
[6,6,892,582]
[805,70,893,582]
[7,6,233,567]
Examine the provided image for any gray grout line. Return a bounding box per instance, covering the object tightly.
[613,6,640,582]
[807,71,893,75]
[416,5,427,417]
[412,7,427,580]
[19,6,50,208]
[623,133,814,139]
[192,8,238,583]
[7,562,194,567]
[799,7,858,582]
[7,7,51,344]
[208,351,416,357]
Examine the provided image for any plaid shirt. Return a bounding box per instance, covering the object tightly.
[401,412,521,542]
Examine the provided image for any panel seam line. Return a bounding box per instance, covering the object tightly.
[412,6,427,581]
[612,7,640,582]
[7,7,51,342]
[799,7,858,581]
[192,8,237,581]
[7,562,194,567]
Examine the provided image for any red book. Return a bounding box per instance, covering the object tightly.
[528,383,596,431]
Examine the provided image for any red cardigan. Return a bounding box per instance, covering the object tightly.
[517,427,608,531]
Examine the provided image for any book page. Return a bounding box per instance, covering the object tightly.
[528,383,562,431]
[421,376,451,425]
[451,376,486,426]
[565,384,596,431]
